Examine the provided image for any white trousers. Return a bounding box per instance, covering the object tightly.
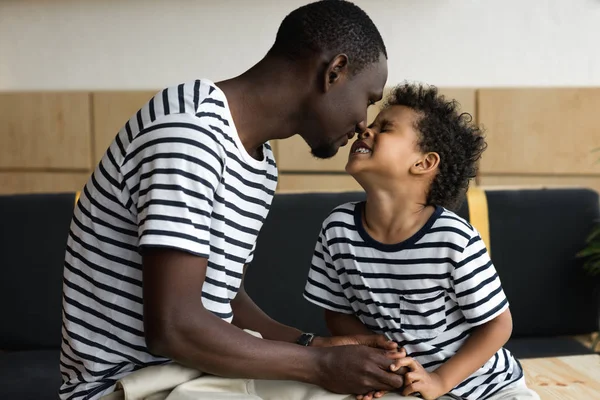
[99,362,538,400]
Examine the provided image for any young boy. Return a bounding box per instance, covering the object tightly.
[304,84,539,400]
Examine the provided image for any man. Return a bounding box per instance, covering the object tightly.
[59,1,403,399]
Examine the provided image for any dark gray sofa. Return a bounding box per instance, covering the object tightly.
[1,188,598,399]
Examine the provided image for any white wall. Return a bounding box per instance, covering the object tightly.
[1,0,599,90]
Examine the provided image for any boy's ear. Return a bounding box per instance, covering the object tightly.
[323,54,349,92]
[411,152,440,176]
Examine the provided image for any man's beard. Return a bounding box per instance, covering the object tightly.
[310,140,338,159]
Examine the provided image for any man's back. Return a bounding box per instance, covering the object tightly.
[59,80,277,399]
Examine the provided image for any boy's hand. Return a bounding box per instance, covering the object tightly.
[396,357,448,400]
[356,348,408,400]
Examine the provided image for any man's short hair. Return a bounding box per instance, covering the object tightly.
[269,0,387,74]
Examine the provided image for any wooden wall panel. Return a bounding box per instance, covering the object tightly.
[277,88,477,173]
[478,88,600,175]
[92,91,156,163]
[278,174,362,193]
[479,175,600,194]
[0,172,89,194]
[0,92,92,169]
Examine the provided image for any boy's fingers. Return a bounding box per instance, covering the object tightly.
[391,356,419,371]
[402,381,422,397]
[390,362,409,375]
[374,391,387,398]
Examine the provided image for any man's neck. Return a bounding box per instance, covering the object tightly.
[362,184,435,245]
[216,56,314,155]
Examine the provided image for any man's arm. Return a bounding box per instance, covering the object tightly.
[325,309,376,336]
[231,266,399,349]
[142,248,406,395]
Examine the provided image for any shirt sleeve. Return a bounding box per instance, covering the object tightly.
[304,227,353,314]
[245,242,257,265]
[132,116,226,258]
[451,232,509,327]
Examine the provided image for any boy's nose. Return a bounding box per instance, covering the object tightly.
[358,129,373,140]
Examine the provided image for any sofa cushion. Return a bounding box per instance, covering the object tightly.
[0,193,76,350]
[0,349,61,400]
[485,188,600,337]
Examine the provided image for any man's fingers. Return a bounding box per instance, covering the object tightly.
[386,351,406,361]
[363,334,397,350]
[373,366,405,390]
[397,347,407,357]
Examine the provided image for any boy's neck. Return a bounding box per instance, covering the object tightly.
[363,186,435,245]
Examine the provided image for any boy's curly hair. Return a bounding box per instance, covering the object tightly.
[383,83,487,210]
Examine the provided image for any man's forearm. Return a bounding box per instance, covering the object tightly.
[231,287,303,342]
[150,304,319,383]
[325,309,374,336]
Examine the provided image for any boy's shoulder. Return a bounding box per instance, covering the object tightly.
[321,202,360,229]
[429,207,480,250]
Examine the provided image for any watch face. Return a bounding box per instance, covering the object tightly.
[298,333,314,346]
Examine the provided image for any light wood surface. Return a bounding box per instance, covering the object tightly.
[92,91,156,163]
[0,92,92,169]
[276,88,476,173]
[0,171,89,194]
[478,88,600,175]
[521,354,600,399]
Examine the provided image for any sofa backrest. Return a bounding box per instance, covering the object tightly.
[1,188,598,350]
[0,193,76,351]
[246,188,600,339]
[483,188,599,337]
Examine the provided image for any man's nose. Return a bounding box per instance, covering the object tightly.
[355,120,367,134]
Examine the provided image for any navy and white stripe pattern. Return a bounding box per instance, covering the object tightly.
[60,80,278,399]
[304,202,522,400]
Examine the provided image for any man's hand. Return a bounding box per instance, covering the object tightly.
[316,345,406,395]
[314,334,397,352]
[395,357,448,400]
[356,347,408,400]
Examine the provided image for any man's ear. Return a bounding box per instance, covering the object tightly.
[410,152,440,176]
[323,54,349,92]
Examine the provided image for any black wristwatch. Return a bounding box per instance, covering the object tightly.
[296,332,316,346]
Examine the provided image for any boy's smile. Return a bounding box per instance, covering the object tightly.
[346,105,424,181]
[350,140,372,156]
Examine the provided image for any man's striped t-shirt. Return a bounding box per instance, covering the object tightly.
[304,202,523,400]
[59,80,278,400]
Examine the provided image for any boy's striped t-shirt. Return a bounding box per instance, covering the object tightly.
[304,202,522,400]
[59,79,278,399]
